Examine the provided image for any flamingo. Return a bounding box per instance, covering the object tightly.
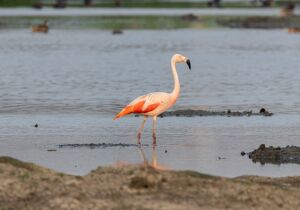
[114,54,191,145]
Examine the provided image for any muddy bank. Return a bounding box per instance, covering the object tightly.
[0,156,300,210]
[157,108,273,117]
[58,142,148,149]
[247,144,300,165]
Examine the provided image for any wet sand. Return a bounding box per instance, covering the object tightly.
[0,156,299,210]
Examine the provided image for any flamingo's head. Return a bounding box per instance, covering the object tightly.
[172,54,191,70]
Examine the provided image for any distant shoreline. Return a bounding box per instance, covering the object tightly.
[1,14,300,30]
[0,7,295,17]
[0,1,286,9]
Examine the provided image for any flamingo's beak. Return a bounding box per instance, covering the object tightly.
[186,59,191,70]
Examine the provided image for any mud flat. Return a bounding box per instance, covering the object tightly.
[248,144,300,165]
[158,108,273,117]
[58,142,148,149]
[0,156,300,210]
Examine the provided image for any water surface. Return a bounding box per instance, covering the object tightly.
[0,29,299,177]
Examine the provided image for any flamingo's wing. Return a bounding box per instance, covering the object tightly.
[114,92,166,120]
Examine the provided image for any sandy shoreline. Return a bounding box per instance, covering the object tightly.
[0,156,299,210]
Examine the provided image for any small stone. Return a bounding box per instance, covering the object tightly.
[34,124,38,128]
[259,144,266,150]
[260,107,266,114]
[165,150,167,153]
[241,151,246,156]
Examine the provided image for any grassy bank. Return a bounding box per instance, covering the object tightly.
[0,156,299,210]
[1,15,300,30]
[217,15,300,29]
[0,15,211,30]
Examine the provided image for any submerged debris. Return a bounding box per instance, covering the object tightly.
[247,144,300,165]
[47,149,57,152]
[157,108,273,117]
[58,142,148,149]
[112,29,123,35]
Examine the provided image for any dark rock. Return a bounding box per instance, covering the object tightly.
[260,108,266,114]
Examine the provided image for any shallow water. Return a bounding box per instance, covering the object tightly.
[0,29,299,177]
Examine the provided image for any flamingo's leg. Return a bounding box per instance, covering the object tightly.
[152,116,157,145]
[137,116,147,144]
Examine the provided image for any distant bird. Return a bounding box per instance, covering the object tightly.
[114,54,191,145]
[32,20,49,33]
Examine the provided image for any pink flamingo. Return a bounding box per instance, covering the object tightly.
[114,54,191,145]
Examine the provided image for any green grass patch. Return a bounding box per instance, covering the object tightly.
[0,0,36,7]
[2,15,300,30]
[85,16,189,29]
[0,15,205,30]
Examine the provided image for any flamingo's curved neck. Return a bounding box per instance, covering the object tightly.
[171,58,180,100]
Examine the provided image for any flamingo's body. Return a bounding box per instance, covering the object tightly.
[114,54,191,144]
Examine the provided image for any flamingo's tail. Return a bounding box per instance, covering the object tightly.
[113,106,133,120]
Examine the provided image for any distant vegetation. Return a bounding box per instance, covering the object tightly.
[0,0,298,8]
[0,0,36,7]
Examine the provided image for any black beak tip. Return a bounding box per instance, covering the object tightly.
[186,59,191,70]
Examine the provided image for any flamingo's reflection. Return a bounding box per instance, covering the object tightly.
[138,145,168,170]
